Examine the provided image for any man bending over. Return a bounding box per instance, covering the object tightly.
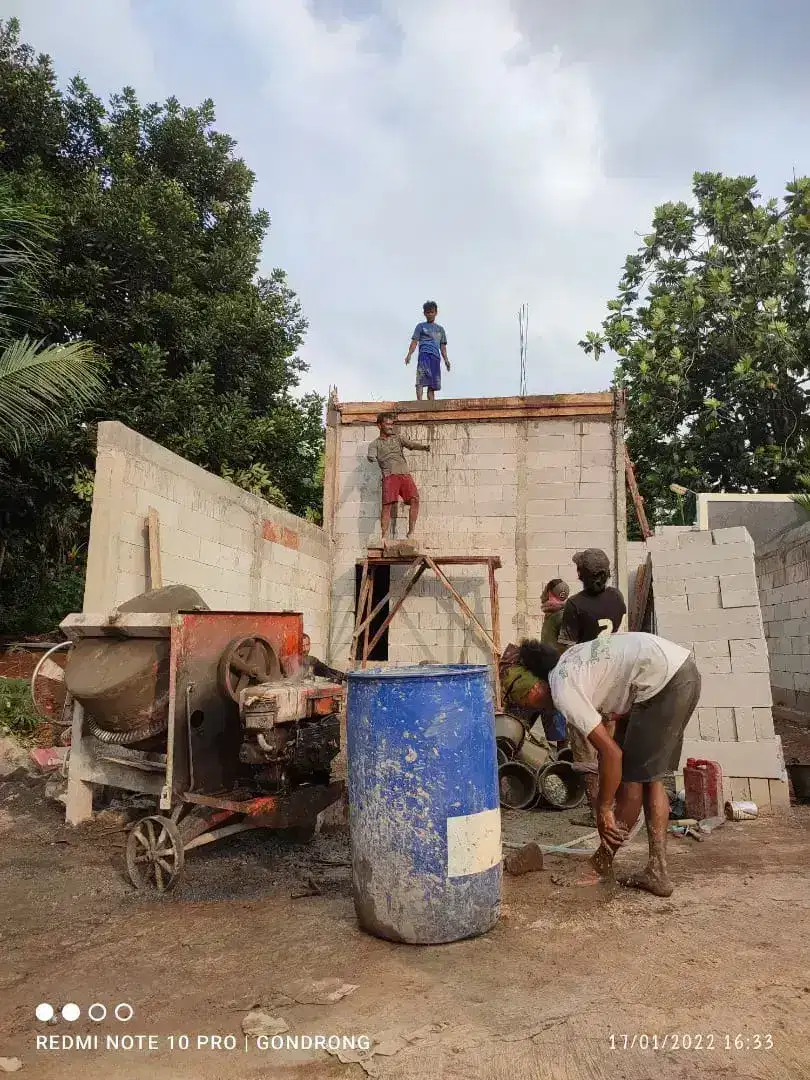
[519,632,701,897]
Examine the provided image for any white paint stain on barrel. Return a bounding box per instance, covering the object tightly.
[446,808,502,878]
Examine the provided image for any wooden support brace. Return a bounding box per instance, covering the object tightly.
[423,555,497,654]
[366,559,427,657]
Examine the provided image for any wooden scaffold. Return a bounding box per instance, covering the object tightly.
[351,553,503,709]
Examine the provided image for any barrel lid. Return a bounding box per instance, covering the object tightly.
[347,664,489,679]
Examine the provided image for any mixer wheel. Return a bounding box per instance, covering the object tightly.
[218,635,280,702]
[126,815,185,893]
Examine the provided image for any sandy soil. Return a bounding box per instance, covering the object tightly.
[1,775,809,1080]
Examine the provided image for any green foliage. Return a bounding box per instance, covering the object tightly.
[582,172,810,530]
[0,676,39,739]
[0,18,323,632]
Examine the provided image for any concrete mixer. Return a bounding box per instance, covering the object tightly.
[59,586,344,892]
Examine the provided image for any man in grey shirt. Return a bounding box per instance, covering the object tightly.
[367,412,429,542]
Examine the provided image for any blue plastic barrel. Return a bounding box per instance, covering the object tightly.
[346,664,501,944]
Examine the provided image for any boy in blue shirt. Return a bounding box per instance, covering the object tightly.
[405,301,450,400]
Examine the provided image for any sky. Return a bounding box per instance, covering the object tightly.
[6,0,810,403]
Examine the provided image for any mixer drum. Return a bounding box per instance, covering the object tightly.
[65,585,208,745]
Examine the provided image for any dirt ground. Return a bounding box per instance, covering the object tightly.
[1,775,809,1080]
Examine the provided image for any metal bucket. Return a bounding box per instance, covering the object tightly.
[537,762,587,810]
[498,761,538,810]
[788,762,810,803]
[496,736,518,761]
[495,713,526,753]
[725,800,758,821]
[516,732,551,771]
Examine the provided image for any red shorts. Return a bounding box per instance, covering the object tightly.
[382,473,419,505]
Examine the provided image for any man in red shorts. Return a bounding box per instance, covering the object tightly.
[367,412,430,542]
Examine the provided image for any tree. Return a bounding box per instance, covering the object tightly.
[0,178,104,454]
[0,18,322,632]
[581,172,810,533]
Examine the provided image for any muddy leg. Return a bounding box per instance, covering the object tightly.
[381,502,392,540]
[406,497,420,538]
[416,385,424,401]
[427,388,435,400]
[583,781,643,885]
[620,781,673,898]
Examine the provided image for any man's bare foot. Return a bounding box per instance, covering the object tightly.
[619,867,674,898]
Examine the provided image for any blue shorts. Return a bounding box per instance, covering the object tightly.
[416,351,441,391]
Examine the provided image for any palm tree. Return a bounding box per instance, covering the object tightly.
[0,179,104,454]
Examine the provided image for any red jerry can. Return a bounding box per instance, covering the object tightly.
[683,758,723,821]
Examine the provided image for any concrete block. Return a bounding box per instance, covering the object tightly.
[733,708,758,741]
[748,777,772,808]
[769,779,791,807]
[730,654,770,674]
[713,526,753,546]
[685,712,701,739]
[681,575,721,595]
[657,595,688,615]
[716,708,736,741]
[698,672,772,708]
[795,672,810,693]
[729,638,769,658]
[677,530,714,549]
[721,588,760,609]
[646,533,681,552]
[753,708,775,741]
[692,640,730,659]
[653,578,686,598]
[731,777,751,801]
[698,708,719,740]
[687,592,721,613]
[565,498,614,517]
[698,655,732,675]
[525,500,567,517]
[651,541,754,569]
[678,738,785,778]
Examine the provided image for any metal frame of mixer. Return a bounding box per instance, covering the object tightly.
[61,610,344,891]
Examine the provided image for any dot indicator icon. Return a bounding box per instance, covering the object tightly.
[35,1003,54,1023]
[114,1003,134,1022]
[61,1003,81,1023]
[88,1004,107,1022]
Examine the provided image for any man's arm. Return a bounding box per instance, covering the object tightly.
[405,329,419,365]
[556,598,580,651]
[367,440,378,465]
[400,438,430,452]
[441,341,450,371]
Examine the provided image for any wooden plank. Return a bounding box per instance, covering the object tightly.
[366,560,427,656]
[488,562,502,711]
[339,392,614,415]
[361,564,373,665]
[60,611,173,640]
[423,555,497,654]
[341,406,615,425]
[147,507,163,590]
[356,558,426,639]
[624,446,652,539]
[629,553,653,631]
[351,561,371,663]
[362,555,502,568]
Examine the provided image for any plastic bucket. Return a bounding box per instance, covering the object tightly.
[496,746,509,767]
[496,736,518,761]
[537,762,587,810]
[495,713,526,752]
[498,761,538,810]
[724,800,758,821]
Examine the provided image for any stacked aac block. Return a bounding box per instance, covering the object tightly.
[650,526,789,809]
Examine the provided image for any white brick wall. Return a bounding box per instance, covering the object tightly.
[84,422,331,657]
[755,521,810,722]
[647,525,788,807]
[330,415,621,668]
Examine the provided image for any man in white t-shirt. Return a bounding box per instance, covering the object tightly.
[519,632,701,897]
